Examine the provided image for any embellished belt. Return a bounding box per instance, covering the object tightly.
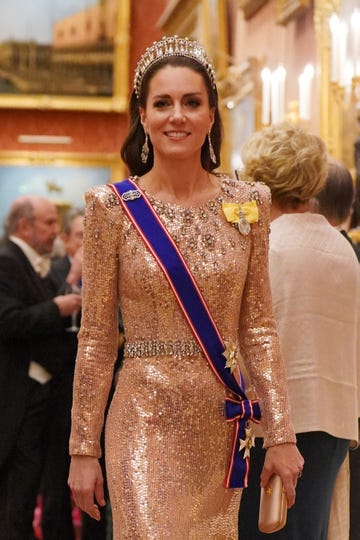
[124,339,202,358]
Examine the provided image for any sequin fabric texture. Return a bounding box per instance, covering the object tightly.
[69,175,296,539]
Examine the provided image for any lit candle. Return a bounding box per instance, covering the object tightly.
[338,21,348,87]
[351,10,360,76]
[277,65,286,122]
[261,68,271,125]
[330,13,340,83]
[344,60,354,100]
[270,69,279,125]
[298,64,314,120]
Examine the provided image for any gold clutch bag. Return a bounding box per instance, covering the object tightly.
[258,474,287,534]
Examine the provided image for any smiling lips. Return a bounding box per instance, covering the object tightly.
[165,131,190,139]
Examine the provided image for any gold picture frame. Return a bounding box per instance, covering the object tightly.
[236,0,268,20]
[0,150,125,233]
[0,0,130,112]
[276,0,311,25]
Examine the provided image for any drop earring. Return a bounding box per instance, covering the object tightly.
[141,131,149,164]
[208,131,216,164]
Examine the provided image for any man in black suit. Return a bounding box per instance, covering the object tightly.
[0,195,81,540]
[41,207,118,540]
[41,207,84,540]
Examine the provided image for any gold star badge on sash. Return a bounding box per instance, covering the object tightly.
[239,425,255,459]
[222,340,239,373]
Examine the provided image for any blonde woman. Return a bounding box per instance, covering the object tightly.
[238,123,360,540]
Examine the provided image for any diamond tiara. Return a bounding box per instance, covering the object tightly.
[133,35,216,98]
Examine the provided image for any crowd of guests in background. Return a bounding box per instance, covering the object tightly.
[0,198,120,539]
[0,122,359,539]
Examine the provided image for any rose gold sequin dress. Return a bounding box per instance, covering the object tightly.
[70,175,295,539]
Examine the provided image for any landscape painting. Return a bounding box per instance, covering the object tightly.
[0,0,129,110]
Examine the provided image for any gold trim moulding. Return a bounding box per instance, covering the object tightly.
[236,0,268,20]
[0,150,125,183]
[0,150,122,167]
[276,0,310,26]
[0,94,128,112]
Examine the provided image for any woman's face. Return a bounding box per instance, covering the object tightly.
[139,65,215,162]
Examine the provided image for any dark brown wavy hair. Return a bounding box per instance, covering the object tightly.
[120,56,223,176]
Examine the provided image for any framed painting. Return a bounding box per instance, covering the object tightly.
[0,0,130,112]
[0,151,125,236]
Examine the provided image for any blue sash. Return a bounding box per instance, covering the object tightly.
[110,178,261,488]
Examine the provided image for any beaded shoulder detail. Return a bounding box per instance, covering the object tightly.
[85,176,269,226]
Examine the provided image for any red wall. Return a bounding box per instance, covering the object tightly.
[0,109,126,154]
[129,0,168,80]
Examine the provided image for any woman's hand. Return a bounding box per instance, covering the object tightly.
[68,455,105,520]
[260,443,304,508]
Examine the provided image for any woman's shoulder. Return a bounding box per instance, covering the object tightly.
[218,172,271,204]
[83,182,129,228]
[85,181,130,211]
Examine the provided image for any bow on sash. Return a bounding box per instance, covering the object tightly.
[110,178,262,488]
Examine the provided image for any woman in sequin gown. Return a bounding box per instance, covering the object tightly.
[68,37,304,539]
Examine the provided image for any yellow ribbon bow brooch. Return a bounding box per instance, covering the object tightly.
[222,201,259,236]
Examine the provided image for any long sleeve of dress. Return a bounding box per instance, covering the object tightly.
[69,187,120,457]
[238,182,296,447]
